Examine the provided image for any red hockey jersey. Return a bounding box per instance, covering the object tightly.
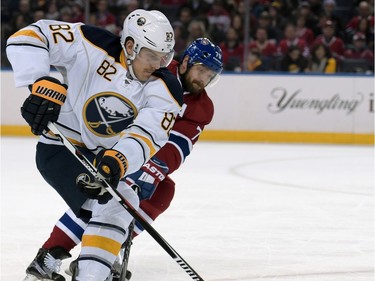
[155,60,214,174]
[136,60,215,232]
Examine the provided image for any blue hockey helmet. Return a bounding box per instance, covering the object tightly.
[182,38,223,87]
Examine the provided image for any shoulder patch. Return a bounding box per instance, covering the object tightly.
[153,67,183,106]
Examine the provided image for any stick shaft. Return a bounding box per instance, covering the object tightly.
[47,122,205,281]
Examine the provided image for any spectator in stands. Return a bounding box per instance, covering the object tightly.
[33,9,45,22]
[207,0,231,43]
[344,32,374,67]
[114,0,140,9]
[313,20,346,61]
[1,0,374,72]
[180,0,211,20]
[178,6,193,26]
[356,17,374,49]
[295,13,315,47]
[231,13,245,41]
[30,0,48,12]
[268,2,288,43]
[1,5,31,51]
[125,0,139,13]
[220,27,244,71]
[295,1,319,35]
[321,0,343,38]
[308,0,324,19]
[13,14,29,31]
[186,19,208,46]
[60,6,73,22]
[88,12,98,26]
[308,43,337,73]
[246,47,267,71]
[278,22,309,57]
[173,6,193,40]
[172,22,187,59]
[257,11,279,43]
[160,0,187,5]
[71,1,84,23]
[280,45,309,72]
[141,0,161,11]
[249,27,277,58]
[45,0,60,21]
[235,0,258,36]
[346,1,374,38]
[94,0,117,33]
[13,0,34,25]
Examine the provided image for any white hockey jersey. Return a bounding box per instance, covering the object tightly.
[6,20,183,175]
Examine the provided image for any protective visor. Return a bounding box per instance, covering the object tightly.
[137,48,175,68]
[193,63,222,88]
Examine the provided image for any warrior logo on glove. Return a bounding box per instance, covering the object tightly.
[21,76,68,135]
[32,80,67,105]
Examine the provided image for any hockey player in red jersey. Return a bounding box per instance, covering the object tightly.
[24,38,223,281]
[130,38,223,236]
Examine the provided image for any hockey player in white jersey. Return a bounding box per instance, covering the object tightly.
[6,9,183,281]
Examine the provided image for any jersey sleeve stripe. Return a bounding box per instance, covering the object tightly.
[128,132,157,157]
[9,29,44,42]
[30,23,49,48]
[6,42,48,52]
[128,124,160,149]
[168,131,193,162]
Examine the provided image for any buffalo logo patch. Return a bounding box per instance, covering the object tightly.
[83,92,137,136]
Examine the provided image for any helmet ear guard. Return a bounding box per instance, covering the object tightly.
[182,38,223,87]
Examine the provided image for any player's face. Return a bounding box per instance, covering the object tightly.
[132,48,170,82]
[183,64,217,94]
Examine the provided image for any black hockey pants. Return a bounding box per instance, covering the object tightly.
[35,142,96,217]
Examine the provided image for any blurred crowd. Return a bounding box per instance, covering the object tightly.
[1,0,374,73]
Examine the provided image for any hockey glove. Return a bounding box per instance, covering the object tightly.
[126,157,169,201]
[21,76,67,135]
[77,149,128,204]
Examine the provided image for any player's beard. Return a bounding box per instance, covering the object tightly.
[180,68,204,95]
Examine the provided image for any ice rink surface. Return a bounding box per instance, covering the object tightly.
[1,137,374,281]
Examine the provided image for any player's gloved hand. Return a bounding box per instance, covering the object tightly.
[126,157,169,201]
[77,149,128,204]
[21,76,67,135]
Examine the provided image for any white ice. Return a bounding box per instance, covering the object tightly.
[1,137,374,281]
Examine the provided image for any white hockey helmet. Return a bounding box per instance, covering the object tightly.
[121,9,175,68]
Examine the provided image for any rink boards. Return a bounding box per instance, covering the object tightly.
[1,71,374,144]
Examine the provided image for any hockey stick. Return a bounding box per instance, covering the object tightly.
[116,219,134,281]
[47,122,205,281]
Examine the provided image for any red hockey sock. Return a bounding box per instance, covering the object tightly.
[42,226,77,252]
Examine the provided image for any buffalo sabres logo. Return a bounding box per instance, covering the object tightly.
[83,92,137,136]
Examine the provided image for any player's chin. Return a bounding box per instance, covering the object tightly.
[190,86,203,95]
[192,83,204,93]
[138,72,153,82]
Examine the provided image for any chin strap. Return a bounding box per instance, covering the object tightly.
[123,46,138,81]
[126,58,138,81]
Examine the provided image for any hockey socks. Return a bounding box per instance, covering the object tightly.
[43,209,87,253]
